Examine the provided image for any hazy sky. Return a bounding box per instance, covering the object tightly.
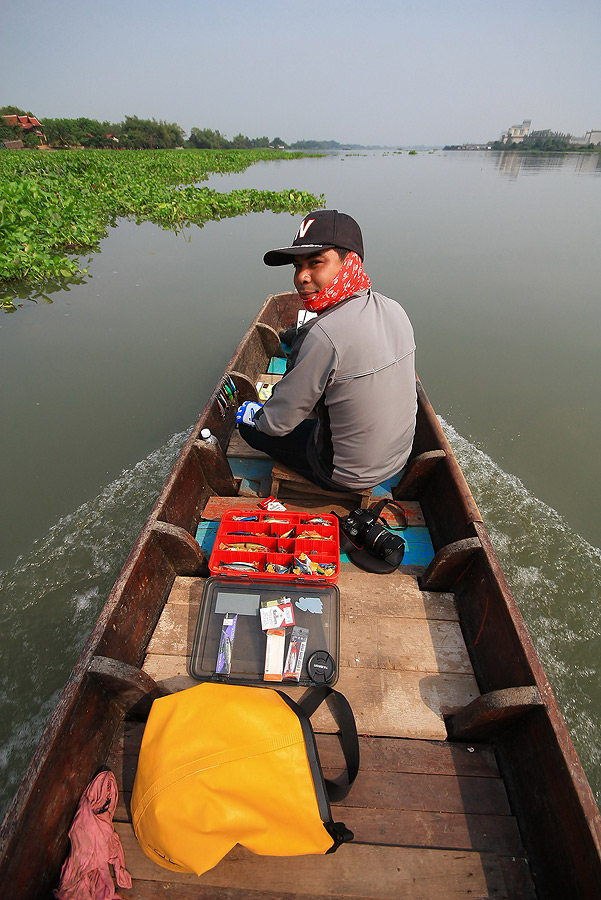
[3,0,600,146]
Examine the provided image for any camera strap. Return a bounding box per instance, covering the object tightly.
[369,498,408,530]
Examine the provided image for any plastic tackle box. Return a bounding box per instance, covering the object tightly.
[189,576,340,687]
[208,508,340,583]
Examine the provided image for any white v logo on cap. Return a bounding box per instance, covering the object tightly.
[296,218,315,239]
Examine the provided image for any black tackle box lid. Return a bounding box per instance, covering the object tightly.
[189,576,340,687]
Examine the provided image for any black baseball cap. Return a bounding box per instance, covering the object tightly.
[263,209,364,266]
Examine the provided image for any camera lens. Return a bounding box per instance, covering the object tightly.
[364,523,405,563]
[363,524,389,551]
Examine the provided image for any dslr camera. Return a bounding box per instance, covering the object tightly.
[338,506,405,567]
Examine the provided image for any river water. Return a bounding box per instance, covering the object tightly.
[1,150,600,819]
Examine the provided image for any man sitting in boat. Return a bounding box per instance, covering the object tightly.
[237,209,417,493]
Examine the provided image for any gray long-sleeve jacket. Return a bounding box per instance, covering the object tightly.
[254,290,417,490]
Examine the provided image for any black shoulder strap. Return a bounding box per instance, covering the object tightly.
[297,686,359,802]
[369,497,408,529]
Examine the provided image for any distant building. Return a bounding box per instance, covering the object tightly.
[2,113,46,147]
[500,119,531,144]
[584,130,601,145]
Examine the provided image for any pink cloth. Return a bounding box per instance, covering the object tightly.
[54,770,132,900]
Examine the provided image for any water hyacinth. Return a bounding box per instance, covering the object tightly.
[0,148,323,309]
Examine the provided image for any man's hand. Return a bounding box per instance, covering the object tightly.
[236,401,263,427]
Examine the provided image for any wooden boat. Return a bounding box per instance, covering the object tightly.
[2,291,601,899]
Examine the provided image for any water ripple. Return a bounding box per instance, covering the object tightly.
[441,418,601,803]
[0,428,189,820]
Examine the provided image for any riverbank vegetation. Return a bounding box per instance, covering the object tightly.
[0,148,323,311]
[1,106,370,152]
[1,106,337,152]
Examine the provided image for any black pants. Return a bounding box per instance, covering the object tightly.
[238,421,348,493]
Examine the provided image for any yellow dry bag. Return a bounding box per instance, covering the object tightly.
[131,682,358,875]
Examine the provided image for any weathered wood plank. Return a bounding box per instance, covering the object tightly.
[331,769,510,816]
[271,461,373,507]
[142,654,478,740]
[117,826,510,898]
[340,615,472,674]
[339,569,458,620]
[146,603,469,677]
[145,600,200,657]
[201,495,426,528]
[119,883,351,900]
[164,573,458,620]
[111,722,500,781]
[227,430,273,459]
[111,726,523,855]
[119,863,535,900]
[165,575,206,605]
[317,732,499,778]
[333,808,524,855]
[115,794,523,856]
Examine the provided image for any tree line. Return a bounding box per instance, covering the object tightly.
[0,106,300,151]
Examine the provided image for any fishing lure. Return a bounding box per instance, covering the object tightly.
[293,554,313,576]
[231,515,259,521]
[225,374,237,397]
[216,394,227,418]
[266,562,291,574]
[293,553,335,577]
[221,561,260,572]
[304,517,330,526]
[221,380,235,404]
[297,531,333,541]
[313,562,336,576]
[219,542,268,552]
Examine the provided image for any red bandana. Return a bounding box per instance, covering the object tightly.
[301,251,372,313]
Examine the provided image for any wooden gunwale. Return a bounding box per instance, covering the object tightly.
[1,291,600,899]
[406,367,601,897]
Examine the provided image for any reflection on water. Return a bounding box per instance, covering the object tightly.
[492,150,601,178]
[0,266,92,312]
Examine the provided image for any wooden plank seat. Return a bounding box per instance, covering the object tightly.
[228,425,374,508]
[270,460,373,508]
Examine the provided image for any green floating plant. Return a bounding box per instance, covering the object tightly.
[0,149,324,307]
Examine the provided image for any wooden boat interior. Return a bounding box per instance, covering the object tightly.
[1,292,600,900]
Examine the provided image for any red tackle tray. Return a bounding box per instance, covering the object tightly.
[209,508,340,583]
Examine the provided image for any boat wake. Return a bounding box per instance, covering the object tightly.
[0,428,189,822]
[441,418,601,804]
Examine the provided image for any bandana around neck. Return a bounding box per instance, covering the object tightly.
[301,251,372,313]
